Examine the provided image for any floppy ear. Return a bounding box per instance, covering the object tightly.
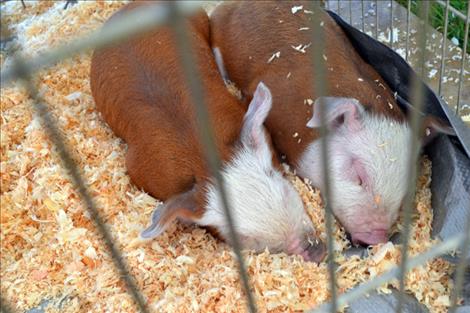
[240,81,273,152]
[420,115,456,146]
[140,188,198,239]
[307,97,365,132]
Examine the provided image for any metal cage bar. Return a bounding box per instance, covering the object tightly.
[361,0,365,32]
[455,3,470,115]
[310,4,338,313]
[0,295,15,313]
[375,0,379,39]
[435,0,468,20]
[166,3,257,313]
[405,0,411,61]
[395,2,431,313]
[449,214,470,312]
[308,232,468,312]
[1,1,469,312]
[390,0,394,48]
[349,0,353,24]
[438,0,450,96]
[9,61,149,312]
[1,2,201,86]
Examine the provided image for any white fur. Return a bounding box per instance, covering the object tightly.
[196,140,314,253]
[197,82,317,254]
[297,113,412,236]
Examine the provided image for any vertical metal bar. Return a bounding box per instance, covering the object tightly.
[337,0,341,16]
[12,62,149,313]
[349,0,353,24]
[395,2,430,313]
[311,4,337,313]
[455,4,470,115]
[405,0,411,61]
[449,6,470,308]
[390,0,393,49]
[375,0,379,39]
[167,3,257,313]
[361,0,365,32]
[0,295,15,313]
[449,219,470,312]
[438,0,450,95]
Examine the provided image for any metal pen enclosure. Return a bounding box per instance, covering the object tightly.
[0,1,469,313]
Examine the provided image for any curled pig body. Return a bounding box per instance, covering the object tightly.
[90,2,326,262]
[210,1,454,245]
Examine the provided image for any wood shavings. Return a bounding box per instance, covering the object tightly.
[291,5,303,14]
[298,27,310,31]
[291,42,312,54]
[0,2,454,313]
[267,51,281,64]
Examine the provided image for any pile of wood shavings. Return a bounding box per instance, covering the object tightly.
[0,1,454,312]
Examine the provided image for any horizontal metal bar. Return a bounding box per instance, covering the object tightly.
[434,0,469,22]
[0,1,202,86]
[306,232,468,313]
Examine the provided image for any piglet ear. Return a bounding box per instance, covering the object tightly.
[307,97,365,132]
[240,81,273,151]
[140,188,198,239]
[420,116,456,146]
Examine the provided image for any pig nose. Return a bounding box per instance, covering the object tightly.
[351,229,388,246]
[302,240,327,263]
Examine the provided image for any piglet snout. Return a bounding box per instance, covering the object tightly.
[303,240,327,263]
[351,229,388,246]
[287,235,326,263]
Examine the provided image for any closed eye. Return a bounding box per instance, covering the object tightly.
[351,158,368,188]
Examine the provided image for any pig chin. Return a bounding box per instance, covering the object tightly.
[337,211,392,246]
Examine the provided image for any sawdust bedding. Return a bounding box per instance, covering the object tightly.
[0,1,455,312]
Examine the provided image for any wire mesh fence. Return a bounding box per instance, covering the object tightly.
[0,1,469,312]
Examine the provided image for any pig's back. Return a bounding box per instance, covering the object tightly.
[90,3,245,200]
[210,1,405,164]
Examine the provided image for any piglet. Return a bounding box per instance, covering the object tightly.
[90,2,326,262]
[210,1,454,245]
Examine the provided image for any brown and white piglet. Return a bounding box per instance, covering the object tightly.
[90,2,325,262]
[210,1,454,245]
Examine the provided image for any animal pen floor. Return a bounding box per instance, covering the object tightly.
[0,1,462,312]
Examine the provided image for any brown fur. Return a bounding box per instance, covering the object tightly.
[90,2,247,218]
[210,1,406,166]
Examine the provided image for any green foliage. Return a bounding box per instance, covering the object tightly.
[395,0,469,51]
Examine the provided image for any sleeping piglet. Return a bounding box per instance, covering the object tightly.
[90,2,326,262]
[210,1,454,245]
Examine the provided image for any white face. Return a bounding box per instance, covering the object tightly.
[199,142,324,261]
[197,82,325,262]
[299,104,412,245]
